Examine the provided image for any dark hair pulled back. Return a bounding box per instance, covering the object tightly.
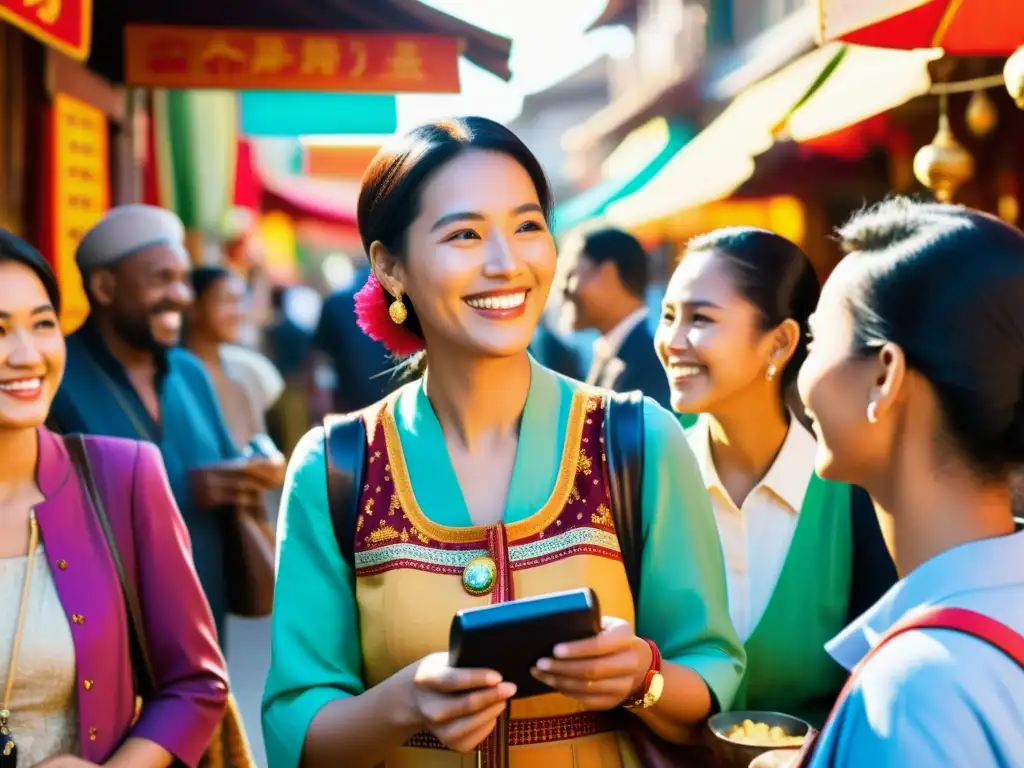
[838,197,1024,479]
[357,116,553,343]
[685,226,820,388]
[190,266,233,302]
[0,228,61,315]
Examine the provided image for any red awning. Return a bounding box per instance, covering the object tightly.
[261,174,359,228]
[819,0,1024,56]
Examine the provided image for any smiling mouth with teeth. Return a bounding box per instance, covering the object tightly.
[463,291,529,311]
[668,365,703,378]
[0,377,43,398]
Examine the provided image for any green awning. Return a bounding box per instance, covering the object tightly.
[554,118,694,234]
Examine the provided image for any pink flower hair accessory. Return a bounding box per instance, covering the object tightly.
[353,273,426,357]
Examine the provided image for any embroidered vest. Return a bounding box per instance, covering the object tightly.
[351,390,636,767]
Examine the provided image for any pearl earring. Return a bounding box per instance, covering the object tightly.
[866,401,878,424]
[766,363,777,382]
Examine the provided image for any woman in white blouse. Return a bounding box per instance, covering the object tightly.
[654,227,895,726]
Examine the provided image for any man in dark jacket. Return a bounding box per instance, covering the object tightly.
[561,227,670,408]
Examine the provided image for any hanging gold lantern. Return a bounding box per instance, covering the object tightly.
[1005,45,1024,109]
[965,89,998,137]
[913,95,975,202]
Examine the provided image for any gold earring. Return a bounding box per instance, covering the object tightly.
[866,401,878,424]
[766,363,777,381]
[389,292,408,325]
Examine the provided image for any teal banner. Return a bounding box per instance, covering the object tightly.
[240,92,398,137]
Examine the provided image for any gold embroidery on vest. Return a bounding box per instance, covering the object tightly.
[408,522,430,544]
[367,519,400,545]
[591,504,613,527]
[577,451,593,477]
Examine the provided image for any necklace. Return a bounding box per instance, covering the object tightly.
[0,509,40,768]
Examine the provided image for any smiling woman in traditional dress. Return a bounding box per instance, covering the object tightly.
[654,228,896,726]
[261,117,745,768]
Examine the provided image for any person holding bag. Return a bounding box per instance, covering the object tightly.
[0,229,229,767]
[262,117,745,768]
[47,205,283,643]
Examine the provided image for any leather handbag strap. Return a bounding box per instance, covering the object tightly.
[65,435,157,697]
[324,413,368,566]
[604,390,645,603]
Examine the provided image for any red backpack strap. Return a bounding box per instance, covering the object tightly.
[882,606,1024,667]
[796,606,1024,767]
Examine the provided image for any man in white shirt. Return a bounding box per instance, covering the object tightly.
[560,227,671,408]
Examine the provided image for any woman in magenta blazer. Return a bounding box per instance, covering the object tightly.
[0,228,227,767]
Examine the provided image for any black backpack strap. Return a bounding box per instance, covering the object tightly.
[323,412,367,566]
[847,485,898,623]
[604,390,646,604]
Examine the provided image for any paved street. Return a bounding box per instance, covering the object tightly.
[227,489,279,768]
[227,613,272,768]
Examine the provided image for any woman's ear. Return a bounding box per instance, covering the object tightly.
[369,241,406,297]
[870,342,906,422]
[771,318,802,370]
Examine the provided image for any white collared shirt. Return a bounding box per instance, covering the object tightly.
[688,415,817,641]
[592,307,648,363]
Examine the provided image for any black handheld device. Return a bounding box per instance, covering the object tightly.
[448,587,601,698]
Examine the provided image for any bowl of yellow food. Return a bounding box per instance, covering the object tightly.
[706,711,811,768]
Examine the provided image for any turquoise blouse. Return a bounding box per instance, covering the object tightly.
[262,360,745,768]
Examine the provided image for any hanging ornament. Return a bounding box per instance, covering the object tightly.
[965,89,998,137]
[997,169,1020,226]
[913,94,975,203]
[1005,44,1024,109]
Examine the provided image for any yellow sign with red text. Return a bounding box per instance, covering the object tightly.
[124,25,462,93]
[0,0,91,60]
[52,93,108,334]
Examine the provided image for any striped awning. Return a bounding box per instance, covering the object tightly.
[553,118,694,234]
[606,43,939,229]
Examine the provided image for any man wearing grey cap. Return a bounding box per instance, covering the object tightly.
[49,204,281,644]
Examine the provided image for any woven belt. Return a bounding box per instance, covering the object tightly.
[406,711,620,749]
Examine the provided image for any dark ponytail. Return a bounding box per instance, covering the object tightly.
[838,198,1024,479]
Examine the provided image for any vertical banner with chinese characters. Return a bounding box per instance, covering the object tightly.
[51,92,108,333]
[0,0,91,60]
[124,25,461,93]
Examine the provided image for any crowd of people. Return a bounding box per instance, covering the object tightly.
[0,114,1022,768]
